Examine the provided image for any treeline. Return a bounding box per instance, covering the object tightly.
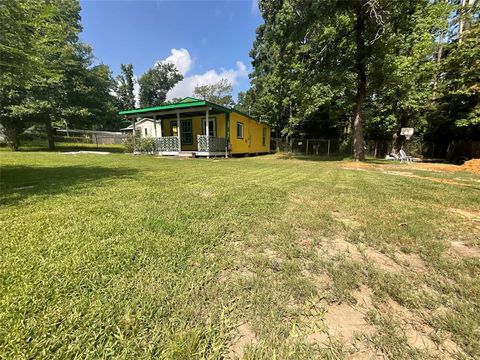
[237,0,479,160]
[0,0,184,151]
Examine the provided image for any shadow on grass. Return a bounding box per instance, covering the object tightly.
[0,165,138,206]
[0,140,125,154]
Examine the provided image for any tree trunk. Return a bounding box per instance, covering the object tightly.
[432,0,447,101]
[353,0,367,161]
[431,30,444,101]
[45,120,55,150]
[2,121,20,151]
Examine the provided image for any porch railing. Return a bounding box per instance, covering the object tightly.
[154,136,179,152]
[197,135,227,153]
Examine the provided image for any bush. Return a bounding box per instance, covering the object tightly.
[138,137,155,154]
[123,134,136,153]
[123,135,156,154]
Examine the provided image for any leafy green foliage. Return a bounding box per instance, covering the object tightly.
[0,0,120,150]
[115,64,136,111]
[193,78,234,108]
[138,63,183,107]
[248,0,480,155]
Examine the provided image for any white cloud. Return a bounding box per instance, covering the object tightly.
[133,48,249,103]
[166,60,248,100]
[161,48,193,75]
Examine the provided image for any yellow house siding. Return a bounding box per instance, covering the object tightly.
[160,114,226,151]
[229,112,270,154]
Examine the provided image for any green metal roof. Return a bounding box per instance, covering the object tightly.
[118,98,269,127]
[178,97,200,103]
[118,99,213,115]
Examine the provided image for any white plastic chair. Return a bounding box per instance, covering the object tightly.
[399,149,412,163]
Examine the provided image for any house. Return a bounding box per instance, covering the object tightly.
[118,97,271,157]
[120,119,157,137]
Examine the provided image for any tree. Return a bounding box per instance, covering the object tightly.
[0,0,37,150]
[248,0,469,159]
[138,62,183,107]
[1,0,123,150]
[116,64,136,110]
[235,89,256,115]
[193,79,234,107]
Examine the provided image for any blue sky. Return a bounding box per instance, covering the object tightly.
[80,0,262,102]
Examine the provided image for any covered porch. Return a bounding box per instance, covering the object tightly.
[120,98,231,157]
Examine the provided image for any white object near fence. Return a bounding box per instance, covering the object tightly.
[400,128,414,140]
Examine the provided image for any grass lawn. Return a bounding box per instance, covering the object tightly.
[1,151,479,359]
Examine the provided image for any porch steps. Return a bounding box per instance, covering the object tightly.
[177,151,196,158]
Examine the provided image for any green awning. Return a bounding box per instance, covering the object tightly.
[118,97,266,126]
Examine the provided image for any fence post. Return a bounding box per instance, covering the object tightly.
[374,141,378,158]
[94,134,98,148]
[327,139,331,157]
[306,139,309,155]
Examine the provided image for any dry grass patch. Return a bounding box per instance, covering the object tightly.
[448,241,480,259]
[226,322,258,359]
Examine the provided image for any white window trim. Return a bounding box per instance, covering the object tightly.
[201,117,216,136]
[237,121,244,139]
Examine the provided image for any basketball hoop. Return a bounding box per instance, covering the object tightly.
[400,128,414,140]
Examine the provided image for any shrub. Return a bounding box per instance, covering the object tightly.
[123,134,136,153]
[138,137,155,154]
[123,135,156,154]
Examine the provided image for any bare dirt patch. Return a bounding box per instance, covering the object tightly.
[395,252,428,273]
[296,227,313,249]
[379,298,465,357]
[340,167,369,172]
[303,300,377,351]
[460,159,480,175]
[364,248,403,273]
[198,190,215,199]
[449,207,480,223]
[226,322,258,359]
[341,162,375,170]
[449,241,480,258]
[316,236,363,261]
[382,170,468,186]
[302,269,333,293]
[352,285,375,310]
[323,302,377,344]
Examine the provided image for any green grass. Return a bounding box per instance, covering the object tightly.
[1,152,479,359]
[0,140,125,153]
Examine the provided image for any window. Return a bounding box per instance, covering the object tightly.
[170,120,178,137]
[180,119,192,144]
[144,128,148,136]
[236,121,244,139]
[202,118,216,136]
[262,127,267,146]
[169,119,192,144]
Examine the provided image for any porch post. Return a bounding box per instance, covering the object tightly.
[158,118,163,138]
[205,108,210,158]
[132,117,136,150]
[153,115,157,138]
[205,108,209,136]
[177,112,181,152]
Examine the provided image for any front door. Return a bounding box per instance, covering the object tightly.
[180,119,192,146]
[169,119,193,150]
